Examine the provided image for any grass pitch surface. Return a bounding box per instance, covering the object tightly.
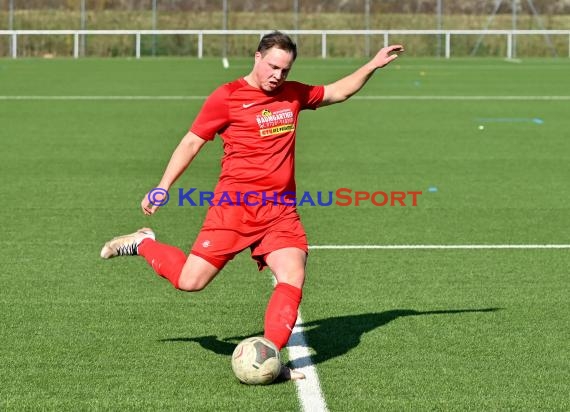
[0,57,569,411]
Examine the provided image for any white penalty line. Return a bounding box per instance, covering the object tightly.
[287,311,329,412]
[1,95,569,101]
[309,244,570,250]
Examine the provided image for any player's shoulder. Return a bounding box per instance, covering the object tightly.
[281,80,323,99]
[205,78,248,103]
[218,78,250,95]
[281,80,321,95]
[283,80,310,89]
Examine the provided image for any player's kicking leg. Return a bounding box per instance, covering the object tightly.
[100,228,219,291]
[100,228,155,258]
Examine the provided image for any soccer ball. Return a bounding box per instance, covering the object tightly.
[231,336,281,385]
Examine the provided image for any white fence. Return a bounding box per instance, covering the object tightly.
[1,29,569,59]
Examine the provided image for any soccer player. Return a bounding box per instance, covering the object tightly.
[101,31,403,381]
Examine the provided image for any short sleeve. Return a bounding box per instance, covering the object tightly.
[291,82,325,110]
[190,85,231,141]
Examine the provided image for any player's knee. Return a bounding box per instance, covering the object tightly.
[276,269,305,289]
[177,275,208,292]
[176,257,220,292]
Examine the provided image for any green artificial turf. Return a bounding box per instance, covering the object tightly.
[0,57,568,411]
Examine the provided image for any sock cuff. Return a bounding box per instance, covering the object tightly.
[275,282,302,302]
[137,238,155,255]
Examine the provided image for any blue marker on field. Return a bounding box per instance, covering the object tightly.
[428,186,438,193]
[476,117,544,125]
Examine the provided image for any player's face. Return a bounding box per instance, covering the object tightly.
[254,48,294,92]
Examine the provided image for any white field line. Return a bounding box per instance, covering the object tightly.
[1,95,569,101]
[287,311,329,412]
[353,95,570,101]
[292,241,569,411]
[309,244,570,250]
[271,275,328,412]
[0,95,207,100]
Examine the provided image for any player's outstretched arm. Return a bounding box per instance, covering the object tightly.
[320,44,404,107]
[141,131,207,215]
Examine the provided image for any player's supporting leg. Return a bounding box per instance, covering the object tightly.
[264,247,307,380]
[264,247,306,380]
[264,247,306,349]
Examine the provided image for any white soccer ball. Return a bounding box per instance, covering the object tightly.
[231,336,281,385]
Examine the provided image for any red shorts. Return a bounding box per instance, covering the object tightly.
[190,201,308,270]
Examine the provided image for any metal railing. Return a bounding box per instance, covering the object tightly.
[1,29,569,59]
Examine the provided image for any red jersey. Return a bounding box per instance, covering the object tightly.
[190,78,324,203]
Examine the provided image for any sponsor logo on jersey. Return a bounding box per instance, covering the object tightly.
[257,108,295,137]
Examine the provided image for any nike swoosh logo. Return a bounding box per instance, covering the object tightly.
[242,102,256,108]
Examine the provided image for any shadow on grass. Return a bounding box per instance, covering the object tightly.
[160,308,501,366]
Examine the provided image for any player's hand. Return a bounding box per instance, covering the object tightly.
[372,44,404,69]
[141,192,157,215]
[141,188,169,216]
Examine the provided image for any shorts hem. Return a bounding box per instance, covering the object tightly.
[252,244,309,271]
[190,249,228,270]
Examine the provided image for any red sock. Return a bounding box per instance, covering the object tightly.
[138,239,186,289]
[264,283,303,350]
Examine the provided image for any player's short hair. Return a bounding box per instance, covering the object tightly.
[257,31,297,61]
